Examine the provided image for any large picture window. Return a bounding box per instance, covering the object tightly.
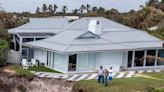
[157,50,164,66]
[134,51,144,67]
[146,50,156,66]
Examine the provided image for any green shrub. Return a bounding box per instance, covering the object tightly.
[0,39,9,66]
[17,85,27,92]
[153,88,164,92]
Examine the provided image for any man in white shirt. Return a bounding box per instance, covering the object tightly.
[108,67,113,84]
[98,66,104,83]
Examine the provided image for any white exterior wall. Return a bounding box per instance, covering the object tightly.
[34,49,47,64]
[76,51,124,73]
[34,49,68,73]
[96,51,124,72]
[52,53,68,73]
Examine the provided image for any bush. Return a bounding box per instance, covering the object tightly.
[153,88,164,92]
[0,39,9,66]
[17,85,27,92]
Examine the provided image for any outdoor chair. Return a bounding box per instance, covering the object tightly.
[21,58,31,69]
[31,58,37,66]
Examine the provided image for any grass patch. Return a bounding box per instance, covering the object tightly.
[73,72,164,92]
[28,66,61,73]
[11,65,34,79]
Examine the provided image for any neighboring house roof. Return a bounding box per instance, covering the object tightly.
[66,17,131,31]
[148,25,159,31]
[24,17,164,53]
[8,17,72,34]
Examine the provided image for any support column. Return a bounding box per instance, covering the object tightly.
[143,50,147,67]
[19,37,22,52]
[132,51,135,68]
[155,49,158,66]
[13,34,16,50]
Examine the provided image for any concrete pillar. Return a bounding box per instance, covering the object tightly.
[155,49,158,66]
[143,50,147,67]
[132,51,135,68]
[13,34,16,50]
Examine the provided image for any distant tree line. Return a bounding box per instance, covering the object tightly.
[34,3,109,17]
[9,0,164,40]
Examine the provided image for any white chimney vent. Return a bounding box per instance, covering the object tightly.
[88,20,102,35]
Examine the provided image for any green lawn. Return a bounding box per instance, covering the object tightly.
[28,66,61,73]
[10,65,61,80]
[73,72,164,92]
[11,65,34,79]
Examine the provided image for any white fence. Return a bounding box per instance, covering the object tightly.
[7,50,21,64]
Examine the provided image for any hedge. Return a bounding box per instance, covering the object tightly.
[0,39,9,66]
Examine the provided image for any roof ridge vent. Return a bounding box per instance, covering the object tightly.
[88,20,102,35]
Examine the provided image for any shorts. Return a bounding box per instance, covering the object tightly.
[109,76,112,80]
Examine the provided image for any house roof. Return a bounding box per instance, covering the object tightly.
[24,17,164,53]
[8,17,72,34]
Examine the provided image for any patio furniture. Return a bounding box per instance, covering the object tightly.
[21,58,31,69]
[31,58,37,66]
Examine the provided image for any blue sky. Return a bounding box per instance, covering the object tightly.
[1,0,148,13]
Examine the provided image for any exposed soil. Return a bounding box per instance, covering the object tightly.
[0,67,75,92]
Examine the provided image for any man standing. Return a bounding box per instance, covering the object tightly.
[98,66,104,84]
[104,68,109,86]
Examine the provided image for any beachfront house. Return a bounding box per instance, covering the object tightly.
[10,17,164,73]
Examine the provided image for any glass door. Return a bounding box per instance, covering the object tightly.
[22,48,29,59]
[68,54,77,71]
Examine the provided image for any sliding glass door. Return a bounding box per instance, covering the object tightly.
[68,54,77,71]
[47,51,53,68]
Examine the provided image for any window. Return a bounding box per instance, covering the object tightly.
[146,50,156,66]
[157,50,164,66]
[127,51,133,68]
[23,38,34,42]
[36,38,45,41]
[134,51,144,67]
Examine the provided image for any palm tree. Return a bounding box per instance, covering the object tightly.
[42,4,47,13]
[62,5,68,14]
[36,7,40,14]
[92,6,98,12]
[53,4,58,14]
[98,7,105,14]
[72,9,79,14]
[48,4,53,15]
[80,4,86,13]
[86,4,90,13]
